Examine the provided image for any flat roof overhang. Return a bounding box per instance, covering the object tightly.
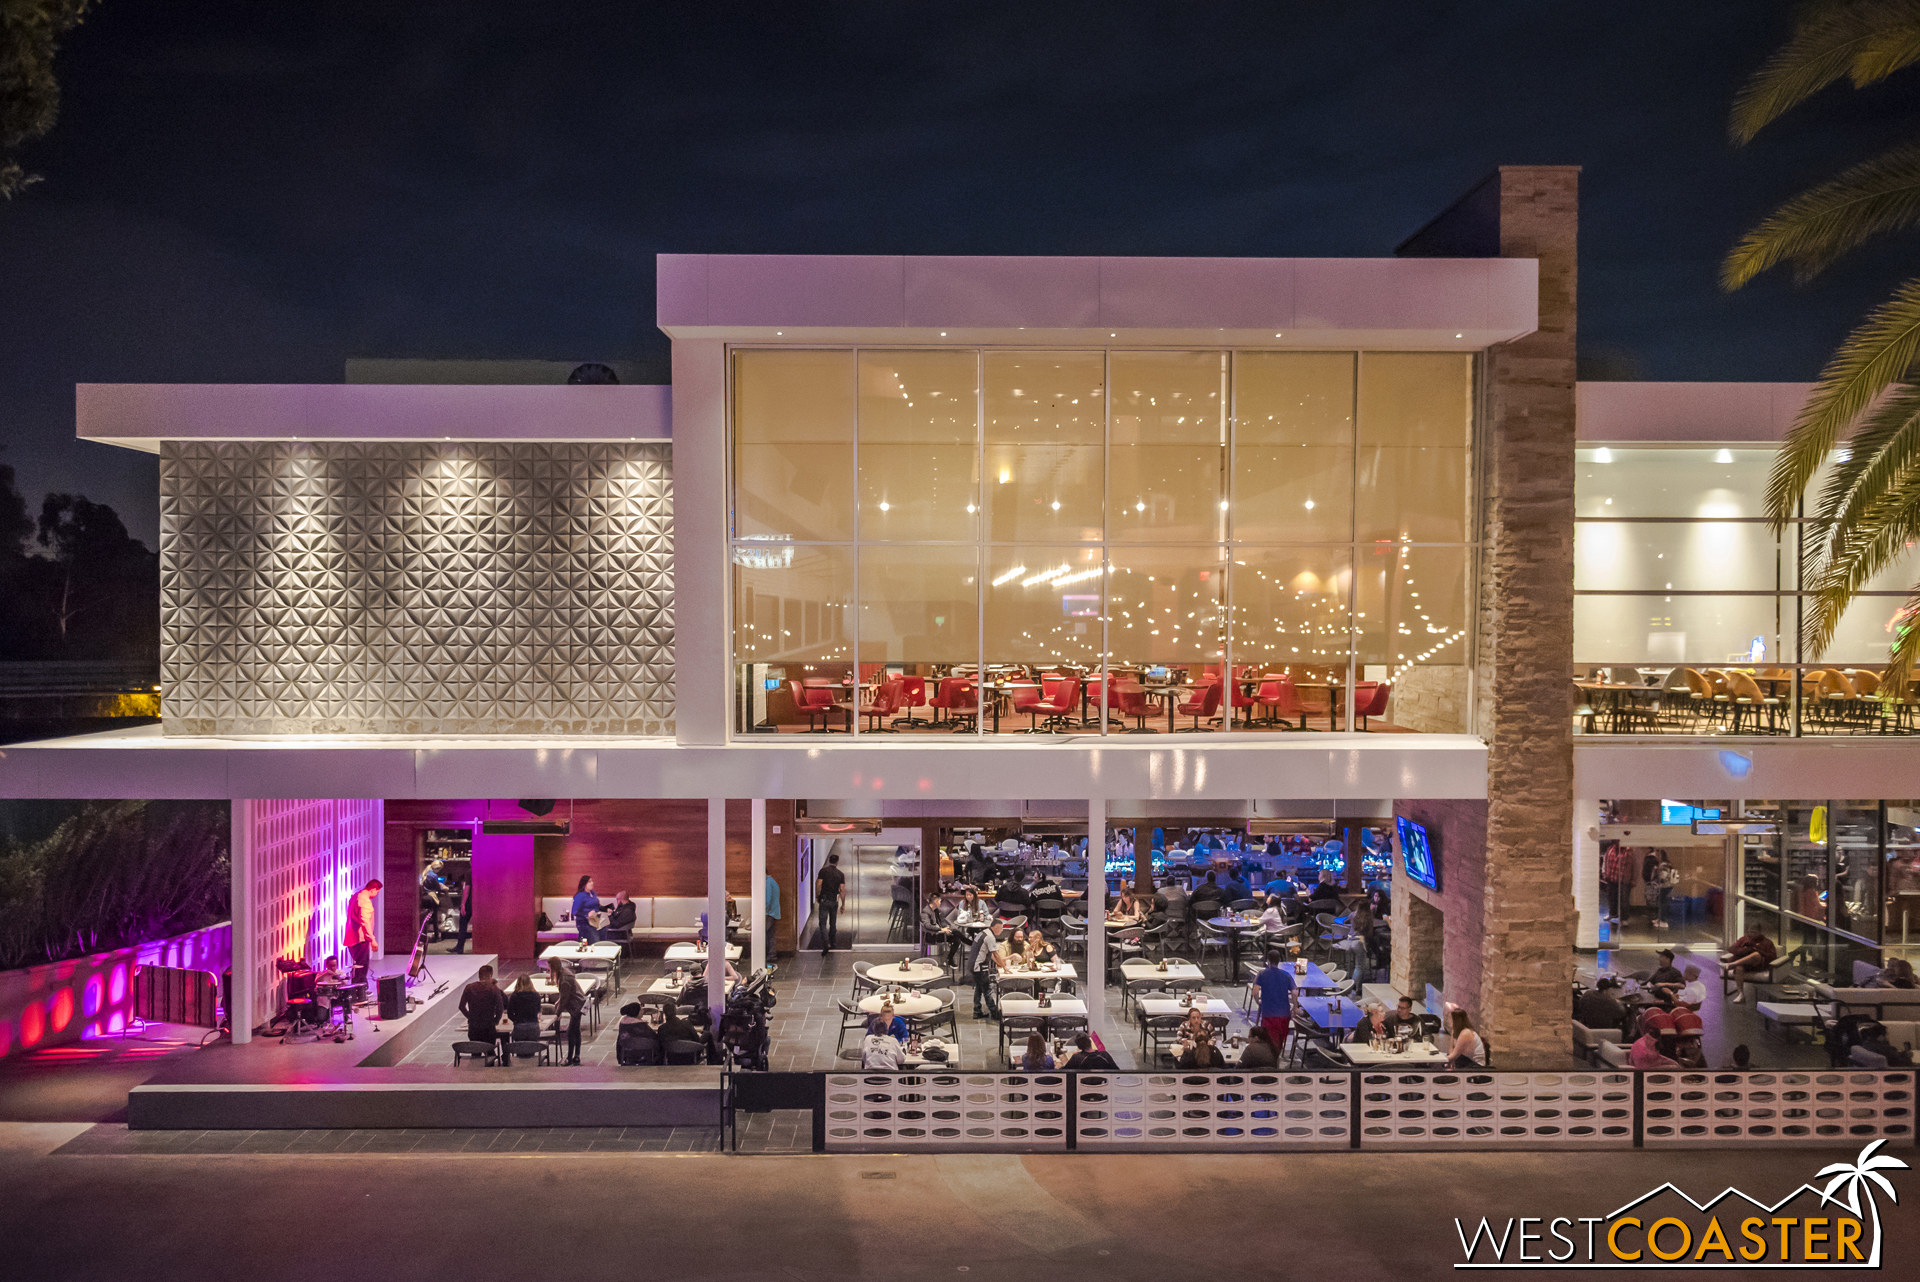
[655,253,1538,349]
[0,727,1487,802]
[76,382,673,454]
[1574,738,1920,801]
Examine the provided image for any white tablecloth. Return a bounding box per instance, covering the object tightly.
[1340,1041,1447,1067]
[858,991,942,1017]
[1137,997,1233,1018]
[665,943,742,963]
[865,961,946,985]
[998,997,1088,1017]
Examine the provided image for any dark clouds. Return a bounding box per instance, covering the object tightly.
[3,1,1917,548]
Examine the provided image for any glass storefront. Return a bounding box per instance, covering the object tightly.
[1603,797,1918,980]
[1574,447,1920,735]
[729,347,1476,737]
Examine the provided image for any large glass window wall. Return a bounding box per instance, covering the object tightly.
[730,347,1476,737]
[1574,447,1920,736]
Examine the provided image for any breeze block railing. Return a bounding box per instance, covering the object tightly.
[731,1068,1914,1153]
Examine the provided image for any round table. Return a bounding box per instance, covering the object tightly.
[858,990,942,1017]
[866,960,945,986]
[1208,913,1262,976]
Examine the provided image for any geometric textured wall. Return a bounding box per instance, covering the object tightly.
[243,798,383,1030]
[159,441,674,736]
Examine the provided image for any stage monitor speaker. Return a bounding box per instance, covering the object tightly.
[377,974,406,1021]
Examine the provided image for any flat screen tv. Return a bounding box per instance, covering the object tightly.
[1397,816,1439,892]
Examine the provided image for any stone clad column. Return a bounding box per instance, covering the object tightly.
[1479,166,1580,1065]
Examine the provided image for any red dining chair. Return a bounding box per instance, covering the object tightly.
[1028,676,1082,734]
[1009,678,1047,732]
[1228,674,1265,727]
[1258,674,1306,730]
[859,678,904,732]
[891,674,931,728]
[788,680,839,732]
[1354,681,1390,731]
[1114,680,1157,733]
[929,677,977,732]
[1173,679,1223,732]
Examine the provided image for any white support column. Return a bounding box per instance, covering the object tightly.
[708,797,728,1025]
[1573,796,1602,951]
[1086,798,1107,1041]
[229,799,253,1044]
[750,798,767,973]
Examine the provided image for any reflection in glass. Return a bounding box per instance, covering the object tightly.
[984,352,1104,543]
[1575,522,1789,593]
[856,545,980,666]
[1233,352,1354,543]
[732,543,854,734]
[732,350,855,541]
[1356,352,1471,543]
[857,350,979,541]
[1110,352,1227,542]
[982,546,1104,735]
[1227,548,1352,731]
[1354,544,1470,733]
[1573,595,1783,668]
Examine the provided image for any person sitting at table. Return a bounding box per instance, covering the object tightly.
[1256,895,1288,933]
[1061,1032,1118,1071]
[1672,965,1708,1010]
[1720,929,1777,1003]
[1576,978,1629,1034]
[995,928,1026,970]
[1030,871,1062,901]
[1237,1024,1281,1068]
[967,923,1002,1019]
[868,1001,910,1044]
[1867,957,1918,989]
[547,958,587,1067]
[1024,933,1058,966]
[1177,1028,1226,1069]
[459,964,507,1058]
[1112,887,1146,924]
[997,878,1034,913]
[616,1000,649,1032]
[1646,948,1685,1000]
[1222,869,1253,905]
[963,843,998,887]
[1348,1001,1393,1044]
[656,999,702,1051]
[603,891,638,942]
[1858,1022,1916,1067]
[1441,1006,1486,1069]
[860,1022,905,1070]
[1307,871,1343,908]
[570,874,603,945]
[506,974,544,1043]
[1384,995,1422,1040]
[1627,1009,1680,1070]
[1018,1031,1055,1071]
[1178,1003,1213,1048]
[1189,872,1225,915]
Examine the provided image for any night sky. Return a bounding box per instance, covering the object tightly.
[4,0,1919,549]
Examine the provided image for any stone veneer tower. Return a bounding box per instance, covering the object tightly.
[1399,166,1579,1066]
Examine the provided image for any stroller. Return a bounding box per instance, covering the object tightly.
[719,968,776,1071]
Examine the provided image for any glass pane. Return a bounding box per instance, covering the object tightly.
[857,351,979,541]
[1356,352,1471,543]
[1106,545,1226,666]
[856,544,979,665]
[1233,351,1354,543]
[1576,448,1774,519]
[1575,522,1788,592]
[733,349,854,541]
[1831,802,1880,941]
[1574,594,1784,667]
[982,546,1104,736]
[1110,351,1227,542]
[1355,544,1471,732]
[1227,548,1352,732]
[1819,539,1920,664]
[1888,805,1920,961]
[732,543,854,735]
[984,351,1104,543]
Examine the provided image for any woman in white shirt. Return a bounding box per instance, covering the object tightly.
[1256,896,1288,933]
[1443,1007,1486,1069]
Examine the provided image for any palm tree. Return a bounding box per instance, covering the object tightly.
[1724,1,1920,690]
[1816,1138,1909,1266]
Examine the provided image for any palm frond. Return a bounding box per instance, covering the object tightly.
[1809,384,1920,565]
[1818,1160,1859,1178]
[1822,1170,1865,1214]
[1764,278,1920,528]
[1724,143,1920,288]
[1801,469,1920,656]
[1863,1169,1900,1202]
[1732,1,1920,144]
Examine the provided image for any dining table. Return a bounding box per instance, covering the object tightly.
[664,942,742,964]
[1339,1040,1449,1067]
[998,995,1089,1019]
[1296,994,1364,1029]
[1206,912,1263,976]
[1574,680,1661,734]
[858,990,943,1018]
[866,959,946,987]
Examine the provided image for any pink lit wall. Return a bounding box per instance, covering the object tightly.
[243,799,383,1031]
[0,922,232,1059]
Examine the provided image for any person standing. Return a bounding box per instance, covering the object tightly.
[764,872,782,961]
[549,957,586,1066]
[967,922,1002,1019]
[815,852,848,955]
[571,875,602,945]
[345,879,382,985]
[458,964,506,1059]
[451,876,474,955]
[1253,949,1297,1057]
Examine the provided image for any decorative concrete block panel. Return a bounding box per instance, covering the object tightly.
[159,441,674,736]
[243,798,382,1029]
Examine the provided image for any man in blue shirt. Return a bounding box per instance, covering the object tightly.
[764,873,781,960]
[1253,949,1297,1057]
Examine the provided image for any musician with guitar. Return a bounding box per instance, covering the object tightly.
[419,859,453,942]
[571,874,605,945]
